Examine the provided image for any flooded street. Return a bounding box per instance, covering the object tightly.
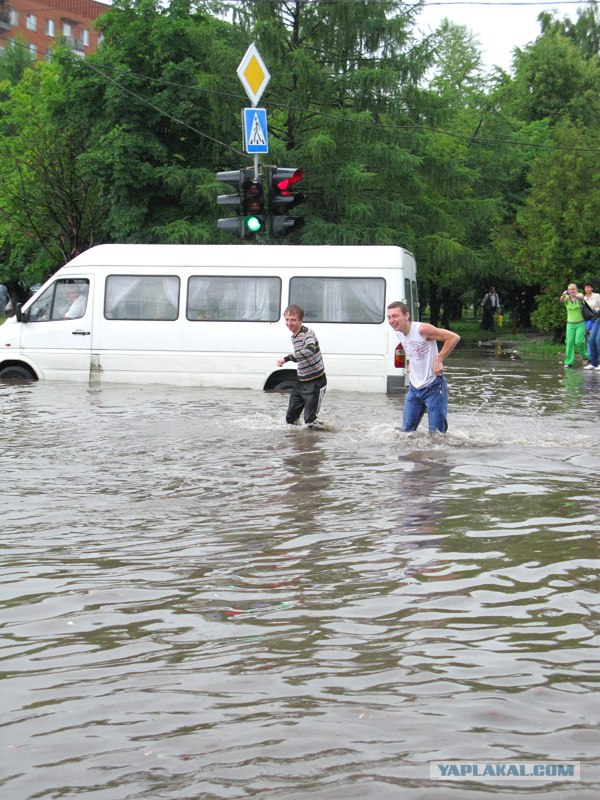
[1,347,599,800]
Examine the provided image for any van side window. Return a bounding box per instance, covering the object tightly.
[187,276,281,322]
[28,279,89,322]
[105,276,179,320]
[289,277,385,323]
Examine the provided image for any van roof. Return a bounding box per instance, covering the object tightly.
[64,244,414,270]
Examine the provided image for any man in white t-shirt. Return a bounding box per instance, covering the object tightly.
[387,301,461,433]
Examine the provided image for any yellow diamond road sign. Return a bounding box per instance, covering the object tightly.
[237,43,270,107]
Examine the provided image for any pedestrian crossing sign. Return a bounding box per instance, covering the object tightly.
[243,108,269,154]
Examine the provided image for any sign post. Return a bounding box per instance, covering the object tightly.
[237,44,270,178]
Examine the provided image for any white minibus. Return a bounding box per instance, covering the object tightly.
[1,244,418,393]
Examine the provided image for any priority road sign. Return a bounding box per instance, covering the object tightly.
[237,43,270,107]
[243,108,268,154]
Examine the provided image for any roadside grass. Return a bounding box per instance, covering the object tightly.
[449,316,563,361]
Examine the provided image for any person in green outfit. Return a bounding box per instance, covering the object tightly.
[560,283,588,368]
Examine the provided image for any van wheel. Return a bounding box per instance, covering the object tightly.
[0,365,35,381]
[272,379,296,391]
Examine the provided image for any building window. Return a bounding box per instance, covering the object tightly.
[28,43,37,56]
[9,9,18,26]
[26,13,37,31]
[46,19,55,37]
[82,29,89,47]
[63,22,71,37]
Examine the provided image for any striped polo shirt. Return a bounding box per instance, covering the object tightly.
[286,325,326,381]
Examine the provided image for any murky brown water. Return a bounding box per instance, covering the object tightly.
[1,347,599,799]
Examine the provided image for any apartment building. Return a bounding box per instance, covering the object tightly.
[0,0,107,60]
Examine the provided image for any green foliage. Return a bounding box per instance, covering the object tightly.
[512,26,600,125]
[0,0,598,334]
[0,37,35,87]
[0,58,110,285]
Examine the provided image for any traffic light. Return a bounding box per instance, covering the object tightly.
[217,169,265,239]
[268,167,305,239]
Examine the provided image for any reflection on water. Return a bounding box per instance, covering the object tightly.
[1,350,599,799]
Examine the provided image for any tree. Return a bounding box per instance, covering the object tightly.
[77,0,246,244]
[494,9,600,332]
[508,123,600,333]
[512,23,599,125]
[0,37,35,86]
[539,1,600,60]
[222,0,436,245]
[417,20,510,325]
[0,57,110,289]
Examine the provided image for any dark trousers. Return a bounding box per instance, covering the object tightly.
[481,306,495,331]
[286,374,327,425]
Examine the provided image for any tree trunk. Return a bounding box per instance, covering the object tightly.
[428,281,440,327]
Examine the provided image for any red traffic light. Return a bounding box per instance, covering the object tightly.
[274,168,305,193]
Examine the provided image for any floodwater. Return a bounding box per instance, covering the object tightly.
[1,347,599,800]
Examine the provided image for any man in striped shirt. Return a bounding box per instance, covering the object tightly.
[277,304,327,428]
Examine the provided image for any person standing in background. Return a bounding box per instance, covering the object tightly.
[560,283,588,368]
[582,282,600,370]
[480,286,500,332]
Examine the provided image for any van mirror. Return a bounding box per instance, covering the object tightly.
[15,303,25,323]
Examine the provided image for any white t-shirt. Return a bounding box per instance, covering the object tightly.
[64,295,87,319]
[396,322,438,389]
[584,292,600,314]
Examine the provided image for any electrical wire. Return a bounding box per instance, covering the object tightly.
[1,32,599,155]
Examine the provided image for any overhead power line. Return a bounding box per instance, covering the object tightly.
[1,34,599,155]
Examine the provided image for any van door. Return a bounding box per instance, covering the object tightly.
[20,277,93,381]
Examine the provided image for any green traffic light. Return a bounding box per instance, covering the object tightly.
[245,215,263,233]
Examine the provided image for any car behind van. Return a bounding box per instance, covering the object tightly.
[0,244,418,393]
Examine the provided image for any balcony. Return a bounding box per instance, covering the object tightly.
[62,35,85,51]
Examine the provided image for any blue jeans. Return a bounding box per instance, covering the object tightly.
[588,318,600,367]
[402,375,449,433]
